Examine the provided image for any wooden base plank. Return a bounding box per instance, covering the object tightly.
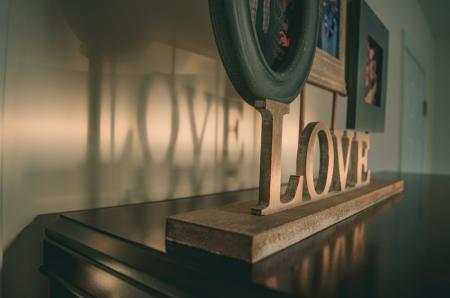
[166,179,404,263]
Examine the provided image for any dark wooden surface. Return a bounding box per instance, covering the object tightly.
[41,173,450,297]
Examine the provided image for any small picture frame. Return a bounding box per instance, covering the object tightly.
[308,0,348,95]
[346,0,389,132]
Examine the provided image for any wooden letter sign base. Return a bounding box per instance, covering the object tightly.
[167,179,403,263]
[166,100,404,263]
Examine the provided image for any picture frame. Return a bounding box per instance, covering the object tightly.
[208,0,319,106]
[308,0,348,95]
[346,0,389,132]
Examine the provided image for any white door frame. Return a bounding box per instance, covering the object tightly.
[399,30,429,173]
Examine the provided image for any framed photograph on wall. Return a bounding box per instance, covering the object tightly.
[308,0,348,95]
[346,0,389,132]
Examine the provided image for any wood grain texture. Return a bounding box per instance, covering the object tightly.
[297,122,334,199]
[332,130,355,191]
[166,178,403,263]
[252,100,304,216]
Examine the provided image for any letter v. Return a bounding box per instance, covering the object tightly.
[332,130,355,191]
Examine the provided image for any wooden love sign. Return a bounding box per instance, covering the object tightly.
[166,100,403,263]
[253,99,371,215]
[167,2,402,262]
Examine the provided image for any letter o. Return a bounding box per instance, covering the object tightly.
[298,122,334,199]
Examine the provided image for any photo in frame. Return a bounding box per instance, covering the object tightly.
[308,0,347,95]
[346,0,389,132]
[208,0,319,106]
[318,0,340,58]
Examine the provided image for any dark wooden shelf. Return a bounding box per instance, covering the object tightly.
[41,173,450,297]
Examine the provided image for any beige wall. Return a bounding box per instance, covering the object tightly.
[431,36,450,174]
[0,0,436,279]
[0,0,10,277]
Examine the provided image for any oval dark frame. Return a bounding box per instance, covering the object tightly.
[209,0,319,106]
